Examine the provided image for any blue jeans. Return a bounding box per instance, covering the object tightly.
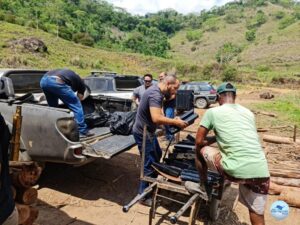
[133,131,162,194]
[40,76,88,135]
[164,106,175,141]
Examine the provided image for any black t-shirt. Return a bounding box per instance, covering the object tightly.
[45,69,86,95]
[133,85,163,134]
[0,114,14,224]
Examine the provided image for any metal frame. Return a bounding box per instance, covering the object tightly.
[139,126,203,225]
[123,125,223,224]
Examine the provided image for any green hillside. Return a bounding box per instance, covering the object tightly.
[0,0,299,84]
[0,22,193,78]
[169,2,300,83]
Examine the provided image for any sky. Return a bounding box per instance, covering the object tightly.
[106,0,235,15]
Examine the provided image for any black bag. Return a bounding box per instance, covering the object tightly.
[84,111,110,128]
[109,111,136,135]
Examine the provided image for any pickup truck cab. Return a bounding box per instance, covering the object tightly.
[0,69,136,165]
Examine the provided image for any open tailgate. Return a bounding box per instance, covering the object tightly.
[81,127,136,159]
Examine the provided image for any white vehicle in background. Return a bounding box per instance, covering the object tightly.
[83,71,143,112]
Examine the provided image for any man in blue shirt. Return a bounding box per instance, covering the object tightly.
[40,69,93,138]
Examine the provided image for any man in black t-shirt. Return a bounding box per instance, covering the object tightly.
[132,75,188,206]
[0,114,18,225]
[40,69,93,137]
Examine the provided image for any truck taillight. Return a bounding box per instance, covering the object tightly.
[73,147,83,155]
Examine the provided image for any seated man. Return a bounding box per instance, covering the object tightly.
[195,82,270,225]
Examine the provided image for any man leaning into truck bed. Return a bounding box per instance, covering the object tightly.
[40,69,93,138]
[195,82,270,225]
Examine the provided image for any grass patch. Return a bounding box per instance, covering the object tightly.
[253,93,300,126]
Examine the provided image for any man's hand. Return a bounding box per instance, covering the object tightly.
[174,117,188,129]
[77,93,84,101]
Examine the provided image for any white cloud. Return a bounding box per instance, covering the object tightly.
[107,0,234,15]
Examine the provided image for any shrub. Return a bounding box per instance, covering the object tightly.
[202,63,224,80]
[204,17,219,32]
[186,30,203,42]
[216,42,242,64]
[247,10,267,29]
[59,27,73,41]
[224,12,240,24]
[245,29,256,41]
[274,11,286,19]
[278,15,296,29]
[69,56,89,69]
[256,10,267,25]
[267,35,272,44]
[191,46,196,52]
[15,17,26,26]
[3,14,16,23]
[0,11,4,20]
[92,60,104,69]
[72,33,94,47]
[222,66,238,82]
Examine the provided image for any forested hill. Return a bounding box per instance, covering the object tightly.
[0,0,299,83]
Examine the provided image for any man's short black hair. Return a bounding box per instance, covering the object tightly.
[144,74,153,80]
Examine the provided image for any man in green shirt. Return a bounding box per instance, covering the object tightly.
[195,82,270,225]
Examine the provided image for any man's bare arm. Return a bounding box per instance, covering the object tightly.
[132,95,140,106]
[195,126,216,149]
[150,107,188,128]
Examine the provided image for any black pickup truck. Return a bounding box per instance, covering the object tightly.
[0,69,136,165]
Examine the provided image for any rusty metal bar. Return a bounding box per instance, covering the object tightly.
[10,106,22,161]
[170,193,200,224]
[122,182,157,212]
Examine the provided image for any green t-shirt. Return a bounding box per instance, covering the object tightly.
[200,104,270,179]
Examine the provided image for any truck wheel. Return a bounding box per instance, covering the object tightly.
[195,98,208,109]
[209,197,221,221]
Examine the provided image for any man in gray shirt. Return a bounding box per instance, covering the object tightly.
[132,75,188,206]
[132,74,153,107]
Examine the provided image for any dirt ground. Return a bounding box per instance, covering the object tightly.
[35,88,300,225]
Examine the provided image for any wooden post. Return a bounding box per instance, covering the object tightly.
[10,106,22,161]
[293,125,297,142]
